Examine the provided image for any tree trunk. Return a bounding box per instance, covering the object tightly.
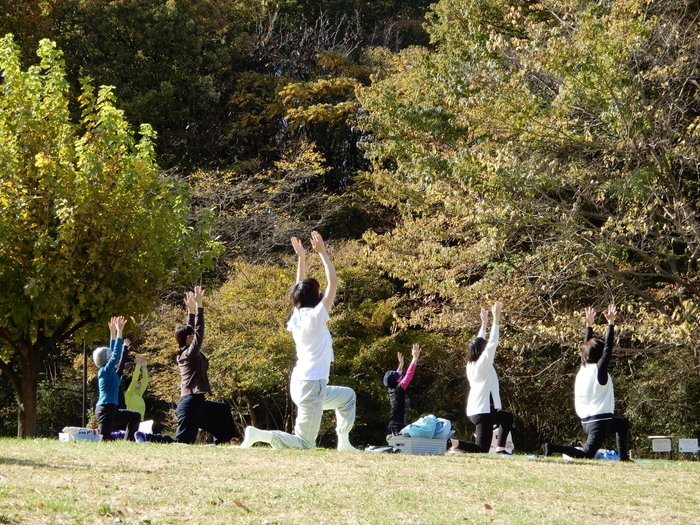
[244,393,258,428]
[17,347,40,438]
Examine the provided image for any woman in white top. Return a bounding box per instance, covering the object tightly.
[241,231,357,451]
[451,301,513,453]
[544,304,630,460]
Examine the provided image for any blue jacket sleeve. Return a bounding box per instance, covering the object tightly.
[106,338,123,371]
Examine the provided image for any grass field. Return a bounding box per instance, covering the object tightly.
[1,438,699,524]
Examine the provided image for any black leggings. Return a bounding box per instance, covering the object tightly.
[452,409,514,453]
[95,404,141,441]
[388,423,404,435]
[175,394,235,444]
[548,416,629,460]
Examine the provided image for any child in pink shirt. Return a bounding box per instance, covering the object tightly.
[384,344,421,435]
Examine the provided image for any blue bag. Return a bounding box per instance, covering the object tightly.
[401,414,438,438]
[594,449,620,460]
[433,418,453,440]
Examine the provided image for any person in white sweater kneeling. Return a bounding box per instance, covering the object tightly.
[240,231,357,452]
[544,303,630,460]
[450,301,514,454]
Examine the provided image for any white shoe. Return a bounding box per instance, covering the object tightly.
[337,433,358,452]
[240,426,273,448]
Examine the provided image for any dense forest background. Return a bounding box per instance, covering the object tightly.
[1,0,700,453]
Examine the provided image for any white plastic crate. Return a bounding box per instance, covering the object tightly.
[58,427,101,442]
[387,435,447,456]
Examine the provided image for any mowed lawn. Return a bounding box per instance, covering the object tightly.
[1,438,699,524]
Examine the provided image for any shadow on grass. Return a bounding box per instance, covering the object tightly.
[0,456,146,473]
[524,455,672,466]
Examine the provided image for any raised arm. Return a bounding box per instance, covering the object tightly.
[482,302,502,362]
[478,307,489,339]
[184,290,196,327]
[179,288,205,359]
[488,301,502,346]
[106,316,127,369]
[140,360,149,394]
[115,316,126,340]
[583,306,596,343]
[311,231,338,312]
[116,338,130,376]
[396,352,404,373]
[596,303,617,385]
[470,303,502,381]
[192,285,205,347]
[126,361,141,396]
[291,237,306,283]
[399,344,421,390]
[108,317,117,346]
[107,316,117,353]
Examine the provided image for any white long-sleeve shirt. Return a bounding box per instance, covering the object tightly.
[466,324,501,416]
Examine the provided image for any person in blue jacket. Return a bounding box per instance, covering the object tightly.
[93,316,141,441]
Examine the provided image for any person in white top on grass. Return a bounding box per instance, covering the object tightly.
[240,231,357,452]
[543,303,630,460]
[449,301,514,453]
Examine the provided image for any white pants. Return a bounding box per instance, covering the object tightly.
[269,379,356,449]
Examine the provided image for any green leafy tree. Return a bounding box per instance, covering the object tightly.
[51,0,260,169]
[358,0,700,448]
[0,35,221,437]
[0,0,59,60]
[0,0,433,173]
[191,23,388,267]
[140,261,295,435]
[190,138,374,270]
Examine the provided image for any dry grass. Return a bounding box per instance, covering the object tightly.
[1,438,699,524]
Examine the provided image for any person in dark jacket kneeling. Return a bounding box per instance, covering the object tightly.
[174,285,235,445]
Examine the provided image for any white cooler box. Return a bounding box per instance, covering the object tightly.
[387,435,447,456]
[59,427,101,442]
